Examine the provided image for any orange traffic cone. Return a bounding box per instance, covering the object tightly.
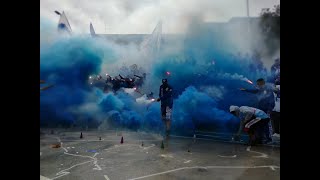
[80,132,83,139]
[120,136,124,144]
[99,137,102,141]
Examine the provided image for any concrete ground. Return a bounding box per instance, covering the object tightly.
[40,129,280,180]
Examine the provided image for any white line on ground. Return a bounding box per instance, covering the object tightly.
[195,131,241,136]
[218,155,237,158]
[64,151,94,159]
[93,153,99,158]
[40,175,52,180]
[196,134,231,139]
[52,160,94,180]
[128,165,280,180]
[55,137,68,152]
[170,135,241,144]
[51,137,102,179]
[41,139,162,142]
[93,153,102,170]
[246,146,268,158]
[104,143,156,152]
[104,175,111,180]
[170,135,280,148]
[160,154,173,158]
[143,144,155,150]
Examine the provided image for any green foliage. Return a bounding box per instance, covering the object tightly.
[259,4,280,54]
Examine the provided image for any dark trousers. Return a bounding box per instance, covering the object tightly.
[270,111,280,134]
[247,120,262,145]
[255,118,271,142]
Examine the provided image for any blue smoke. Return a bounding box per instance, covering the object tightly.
[40,26,116,126]
[40,18,268,134]
[172,86,233,133]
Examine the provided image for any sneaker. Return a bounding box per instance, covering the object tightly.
[272,133,280,138]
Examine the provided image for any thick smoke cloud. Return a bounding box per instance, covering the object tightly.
[41,0,280,34]
[40,16,270,134]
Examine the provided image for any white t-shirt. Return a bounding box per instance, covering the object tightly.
[239,106,269,120]
[273,85,280,112]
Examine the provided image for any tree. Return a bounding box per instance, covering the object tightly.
[259,5,280,54]
[260,5,280,37]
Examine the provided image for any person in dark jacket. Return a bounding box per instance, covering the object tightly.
[157,79,173,138]
[240,78,277,143]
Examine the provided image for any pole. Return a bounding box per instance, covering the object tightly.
[246,0,251,52]
[246,0,250,17]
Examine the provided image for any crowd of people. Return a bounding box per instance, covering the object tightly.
[89,57,280,146]
[230,58,280,145]
[89,64,147,93]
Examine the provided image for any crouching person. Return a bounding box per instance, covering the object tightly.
[230,105,270,146]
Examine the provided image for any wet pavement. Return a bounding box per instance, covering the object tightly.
[40,129,280,180]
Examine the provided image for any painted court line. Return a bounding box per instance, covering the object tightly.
[51,137,101,179]
[218,155,237,158]
[143,144,155,150]
[40,175,52,180]
[128,165,280,180]
[195,131,240,136]
[246,146,268,158]
[170,135,280,148]
[52,160,94,180]
[104,175,111,180]
[42,139,161,142]
[195,134,231,139]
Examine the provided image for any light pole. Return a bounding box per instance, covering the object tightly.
[246,0,250,17]
[246,0,252,53]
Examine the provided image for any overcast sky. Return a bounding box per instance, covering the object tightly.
[40,0,280,34]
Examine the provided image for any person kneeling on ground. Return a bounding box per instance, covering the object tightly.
[230,105,270,146]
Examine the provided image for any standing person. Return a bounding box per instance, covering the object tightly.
[270,84,280,138]
[240,78,276,143]
[157,79,173,138]
[240,78,275,113]
[230,105,270,145]
[111,76,121,93]
[134,73,146,87]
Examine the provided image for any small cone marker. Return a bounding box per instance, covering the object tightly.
[188,149,190,152]
[161,141,164,149]
[120,136,124,144]
[80,132,83,139]
[193,134,196,138]
[141,142,144,147]
[99,137,102,141]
